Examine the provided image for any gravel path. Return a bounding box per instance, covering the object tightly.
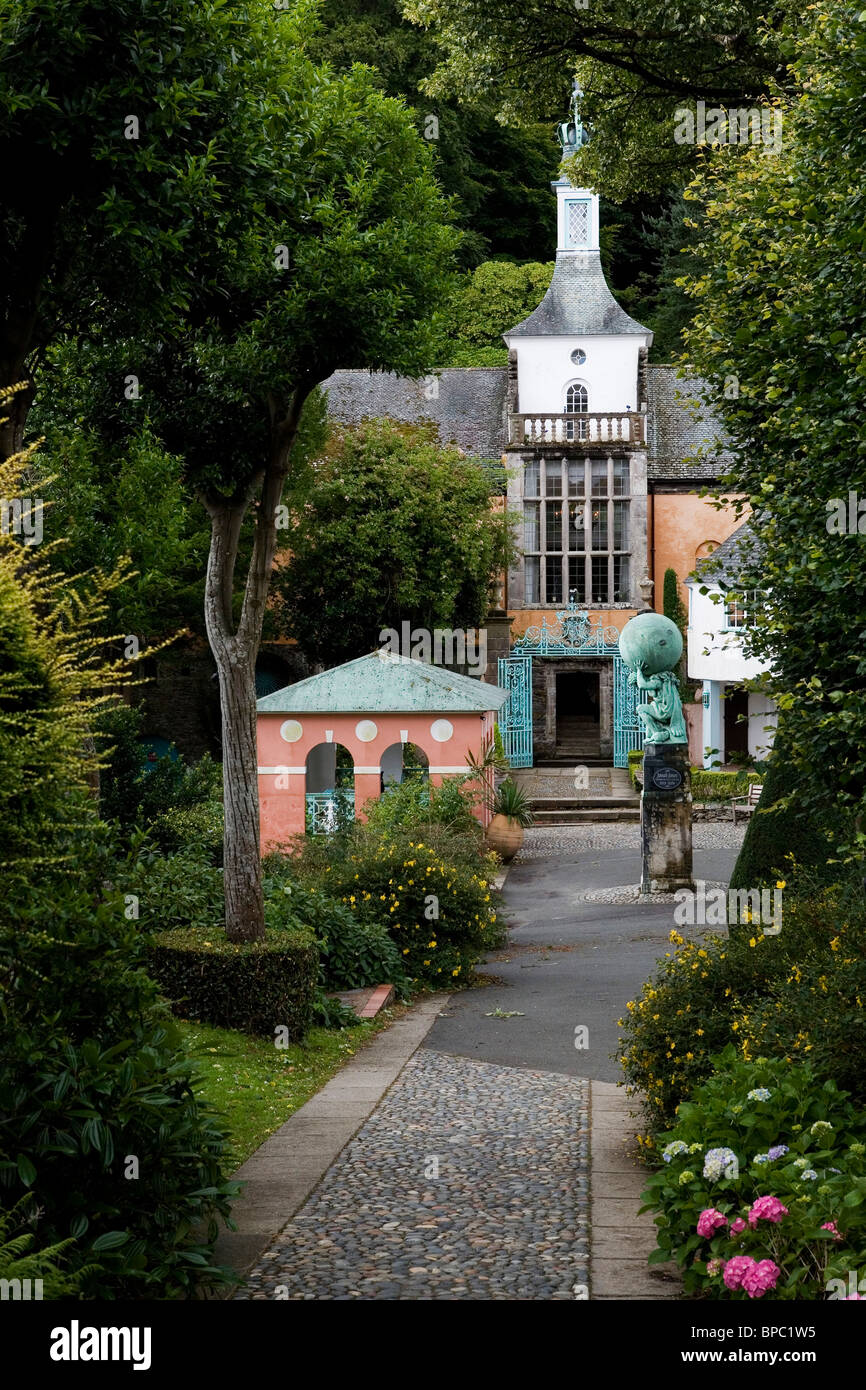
[236,1049,589,1301]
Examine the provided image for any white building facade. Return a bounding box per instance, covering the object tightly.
[686,524,778,767]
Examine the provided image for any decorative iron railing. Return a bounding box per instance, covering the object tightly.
[305,790,355,835]
[513,602,621,657]
[509,412,646,447]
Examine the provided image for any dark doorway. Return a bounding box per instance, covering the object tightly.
[556,671,600,757]
[724,686,750,762]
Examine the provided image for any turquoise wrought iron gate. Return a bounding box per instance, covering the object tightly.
[613,652,644,768]
[498,599,643,769]
[497,654,533,768]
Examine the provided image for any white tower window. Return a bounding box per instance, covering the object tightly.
[565,199,590,248]
[565,381,588,439]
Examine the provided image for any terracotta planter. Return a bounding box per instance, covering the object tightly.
[486,813,524,862]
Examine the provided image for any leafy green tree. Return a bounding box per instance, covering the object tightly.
[31,422,208,638]
[305,0,558,263]
[6,3,458,942]
[404,0,797,198]
[0,427,237,1296]
[682,1,866,854]
[0,0,256,458]
[274,420,514,666]
[439,260,552,364]
[95,12,457,943]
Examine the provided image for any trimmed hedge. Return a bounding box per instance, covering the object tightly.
[626,754,760,804]
[148,926,318,1037]
[690,768,761,803]
[729,745,850,890]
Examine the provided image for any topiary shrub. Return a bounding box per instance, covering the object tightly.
[147,925,318,1037]
[729,742,851,889]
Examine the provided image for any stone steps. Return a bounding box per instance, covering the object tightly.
[531,796,639,811]
[532,806,641,824]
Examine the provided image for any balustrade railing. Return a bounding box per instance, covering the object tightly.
[509,412,646,447]
[305,790,355,834]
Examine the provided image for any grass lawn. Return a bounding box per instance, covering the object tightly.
[178,1007,406,1171]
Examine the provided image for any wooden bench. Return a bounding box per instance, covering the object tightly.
[731,781,762,823]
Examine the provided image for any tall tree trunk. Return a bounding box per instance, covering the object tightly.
[205,500,266,943]
[203,395,306,943]
[215,638,263,942]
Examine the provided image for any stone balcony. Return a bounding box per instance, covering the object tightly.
[508,412,647,449]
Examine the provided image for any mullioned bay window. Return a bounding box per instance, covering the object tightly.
[523,456,631,606]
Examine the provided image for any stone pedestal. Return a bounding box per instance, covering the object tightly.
[640,742,694,894]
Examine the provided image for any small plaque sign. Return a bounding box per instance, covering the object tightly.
[651,765,683,791]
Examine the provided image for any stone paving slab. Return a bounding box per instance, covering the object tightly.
[589,1081,681,1299]
[235,1049,589,1301]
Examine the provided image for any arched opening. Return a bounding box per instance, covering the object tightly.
[695,539,720,563]
[564,381,589,440]
[305,742,354,834]
[380,741,430,793]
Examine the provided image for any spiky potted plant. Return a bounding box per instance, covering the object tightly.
[486,777,534,862]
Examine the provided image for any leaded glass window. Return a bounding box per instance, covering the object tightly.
[522,456,631,606]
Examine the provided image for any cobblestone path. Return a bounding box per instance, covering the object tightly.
[236,1049,589,1301]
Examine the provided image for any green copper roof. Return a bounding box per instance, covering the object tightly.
[256,653,508,714]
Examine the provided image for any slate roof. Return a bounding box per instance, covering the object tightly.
[322,366,730,481]
[504,252,651,339]
[321,368,508,467]
[256,652,508,714]
[646,369,732,479]
[688,521,764,587]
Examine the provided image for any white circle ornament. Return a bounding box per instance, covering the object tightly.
[279,719,303,744]
[355,719,378,743]
[430,719,453,743]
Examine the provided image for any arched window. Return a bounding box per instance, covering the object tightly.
[564,382,588,440]
[565,383,588,414]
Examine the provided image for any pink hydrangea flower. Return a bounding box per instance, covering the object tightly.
[729,1216,747,1235]
[843,1294,865,1300]
[821,1221,842,1241]
[742,1259,781,1299]
[697,1208,728,1238]
[748,1195,789,1228]
[723,1256,756,1291]
[706,1258,724,1276]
